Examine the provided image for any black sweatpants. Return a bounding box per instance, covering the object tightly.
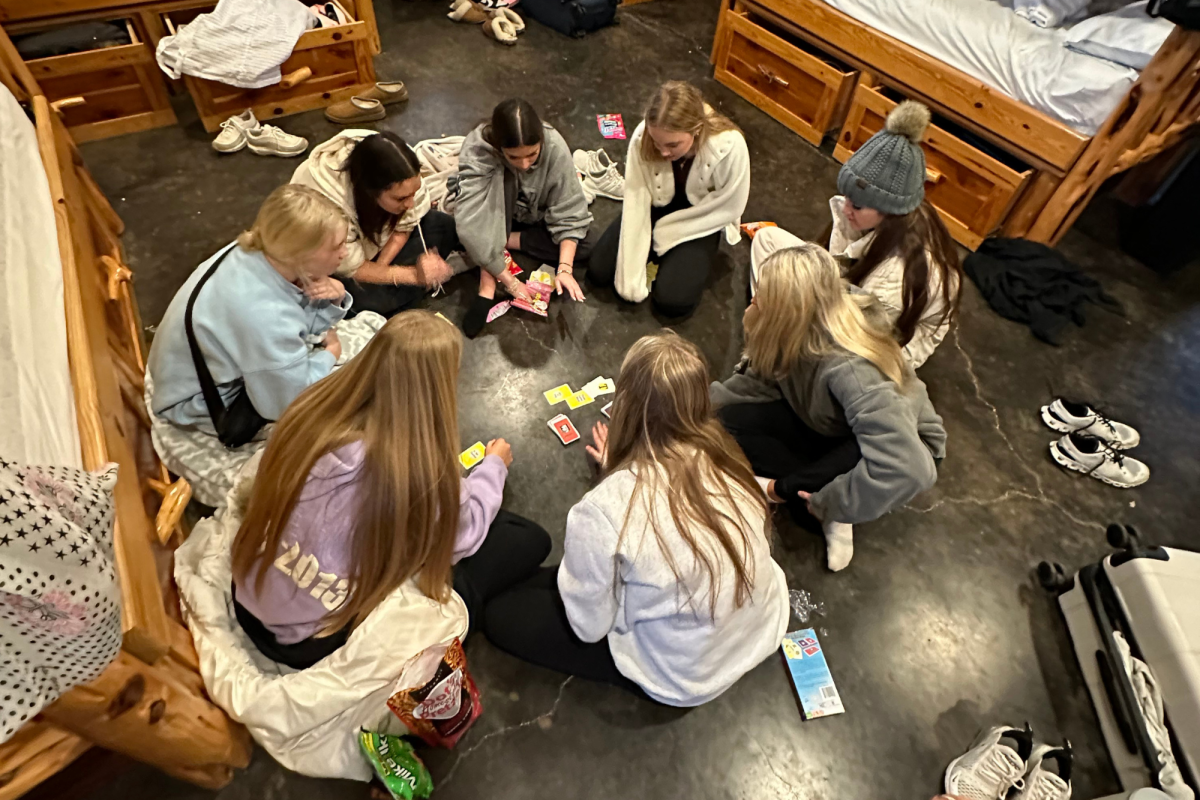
[234,509,550,669]
[587,211,722,318]
[508,220,595,270]
[344,210,461,319]
[482,566,648,698]
[718,400,861,527]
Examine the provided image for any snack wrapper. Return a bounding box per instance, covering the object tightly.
[511,279,554,317]
[387,638,482,748]
[359,730,433,799]
[597,113,626,139]
[740,221,778,238]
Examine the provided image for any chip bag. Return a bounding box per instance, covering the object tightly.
[387,638,482,748]
[358,730,433,800]
[511,278,554,317]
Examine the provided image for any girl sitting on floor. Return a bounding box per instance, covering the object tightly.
[232,311,551,669]
[589,80,750,318]
[291,130,459,318]
[749,101,961,368]
[483,330,790,706]
[712,243,946,572]
[147,185,364,506]
[453,97,594,337]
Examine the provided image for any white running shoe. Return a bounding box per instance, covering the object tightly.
[945,725,1033,800]
[823,520,854,572]
[245,124,309,157]
[573,148,625,200]
[1040,399,1140,449]
[212,109,258,153]
[1012,742,1072,800]
[1050,432,1149,488]
[576,169,596,204]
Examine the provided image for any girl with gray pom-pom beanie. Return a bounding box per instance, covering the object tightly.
[750,100,962,369]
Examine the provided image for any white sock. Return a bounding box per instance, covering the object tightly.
[824,521,854,572]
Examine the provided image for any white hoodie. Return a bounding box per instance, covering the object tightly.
[558,464,789,706]
[290,130,432,278]
[615,120,751,303]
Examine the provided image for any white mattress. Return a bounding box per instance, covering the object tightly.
[822,0,1139,135]
[0,85,82,469]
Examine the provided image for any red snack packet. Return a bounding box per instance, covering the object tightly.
[740,221,778,238]
[503,249,523,277]
[387,638,481,748]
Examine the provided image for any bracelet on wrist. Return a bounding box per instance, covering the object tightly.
[557,263,573,274]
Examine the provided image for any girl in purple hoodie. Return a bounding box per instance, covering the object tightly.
[231,310,550,669]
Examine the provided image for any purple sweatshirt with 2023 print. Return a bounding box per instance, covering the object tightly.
[234,441,507,644]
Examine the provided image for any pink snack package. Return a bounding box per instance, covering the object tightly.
[597,114,626,140]
[511,279,554,317]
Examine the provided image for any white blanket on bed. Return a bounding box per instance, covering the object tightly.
[0,85,82,468]
[821,0,1139,134]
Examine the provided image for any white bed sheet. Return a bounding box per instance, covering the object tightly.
[0,85,82,469]
[821,0,1139,135]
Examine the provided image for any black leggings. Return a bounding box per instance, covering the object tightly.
[508,220,595,271]
[234,509,551,670]
[482,566,648,697]
[345,210,461,318]
[587,211,722,318]
[718,400,861,527]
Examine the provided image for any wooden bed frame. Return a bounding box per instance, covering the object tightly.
[0,27,251,799]
[711,0,1200,247]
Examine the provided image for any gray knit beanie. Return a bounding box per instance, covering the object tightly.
[837,101,931,216]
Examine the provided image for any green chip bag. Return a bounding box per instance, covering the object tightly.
[359,729,434,800]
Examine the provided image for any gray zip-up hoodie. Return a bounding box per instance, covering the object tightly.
[453,122,592,276]
[710,351,945,524]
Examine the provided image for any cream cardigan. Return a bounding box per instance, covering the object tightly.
[615,121,751,303]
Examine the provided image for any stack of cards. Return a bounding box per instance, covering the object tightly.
[512,278,554,317]
[547,414,580,445]
[459,441,486,470]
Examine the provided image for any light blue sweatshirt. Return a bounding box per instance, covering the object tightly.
[147,242,350,430]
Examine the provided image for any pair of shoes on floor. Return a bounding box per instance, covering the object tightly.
[573,148,625,201]
[324,81,409,124]
[946,724,1072,800]
[212,109,308,157]
[1041,398,1149,488]
[447,0,526,44]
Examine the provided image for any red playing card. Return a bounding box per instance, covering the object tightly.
[547,414,580,445]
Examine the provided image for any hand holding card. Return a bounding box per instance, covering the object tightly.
[459,442,486,470]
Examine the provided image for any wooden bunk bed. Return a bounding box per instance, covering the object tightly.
[0,27,251,799]
[711,0,1200,248]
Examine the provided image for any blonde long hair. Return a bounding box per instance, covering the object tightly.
[231,311,464,631]
[640,80,740,164]
[748,245,907,386]
[604,331,767,618]
[237,184,347,265]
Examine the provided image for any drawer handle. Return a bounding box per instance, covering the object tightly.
[280,67,313,89]
[925,167,944,185]
[50,96,86,114]
[101,255,132,301]
[757,65,790,89]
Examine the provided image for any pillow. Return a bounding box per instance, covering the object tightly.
[1065,1,1175,69]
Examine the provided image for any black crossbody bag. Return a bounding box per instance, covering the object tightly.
[183,244,269,449]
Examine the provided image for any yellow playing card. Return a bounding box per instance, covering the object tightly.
[566,390,594,409]
[645,261,659,288]
[459,442,486,470]
[544,384,572,405]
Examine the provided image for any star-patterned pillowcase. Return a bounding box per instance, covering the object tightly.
[0,457,122,743]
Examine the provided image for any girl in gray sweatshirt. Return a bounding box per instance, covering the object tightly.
[711,242,945,572]
[453,98,593,337]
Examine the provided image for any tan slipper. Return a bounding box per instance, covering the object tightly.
[324,96,385,124]
[448,0,490,23]
[359,81,409,105]
[483,15,518,44]
[493,7,525,31]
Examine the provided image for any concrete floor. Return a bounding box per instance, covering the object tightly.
[52,0,1200,798]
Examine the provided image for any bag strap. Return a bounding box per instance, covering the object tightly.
[184,243,239,430]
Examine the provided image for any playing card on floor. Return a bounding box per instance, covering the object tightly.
[459,442,486,469]
[544,384,572,405]
[583,377,615,397]
[548,414,580,445]
[566,390,593,409]
[601,401,612,418]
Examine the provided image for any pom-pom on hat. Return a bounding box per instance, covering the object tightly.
[837,100,931,216]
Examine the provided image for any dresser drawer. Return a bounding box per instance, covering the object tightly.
[714,7,857,146]
[835,83,1032,249]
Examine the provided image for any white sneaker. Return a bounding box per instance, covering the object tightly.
[823,520,854,572]
[945,725,1033,800]
[573,148,625,200]
[1040,399,1140,449]
[1050,432,1149,488]
[1012,742,1072,800]
[212,109,258,153]
[576,169,596,204]
[245,124,309,157]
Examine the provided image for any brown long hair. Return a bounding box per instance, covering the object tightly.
[231,311,464,631]
[639,80,740,164]
[841,200,962,346]
[604,331,767,618]
[748,244,908,386]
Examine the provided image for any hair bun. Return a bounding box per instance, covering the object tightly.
[885,101,931,144]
